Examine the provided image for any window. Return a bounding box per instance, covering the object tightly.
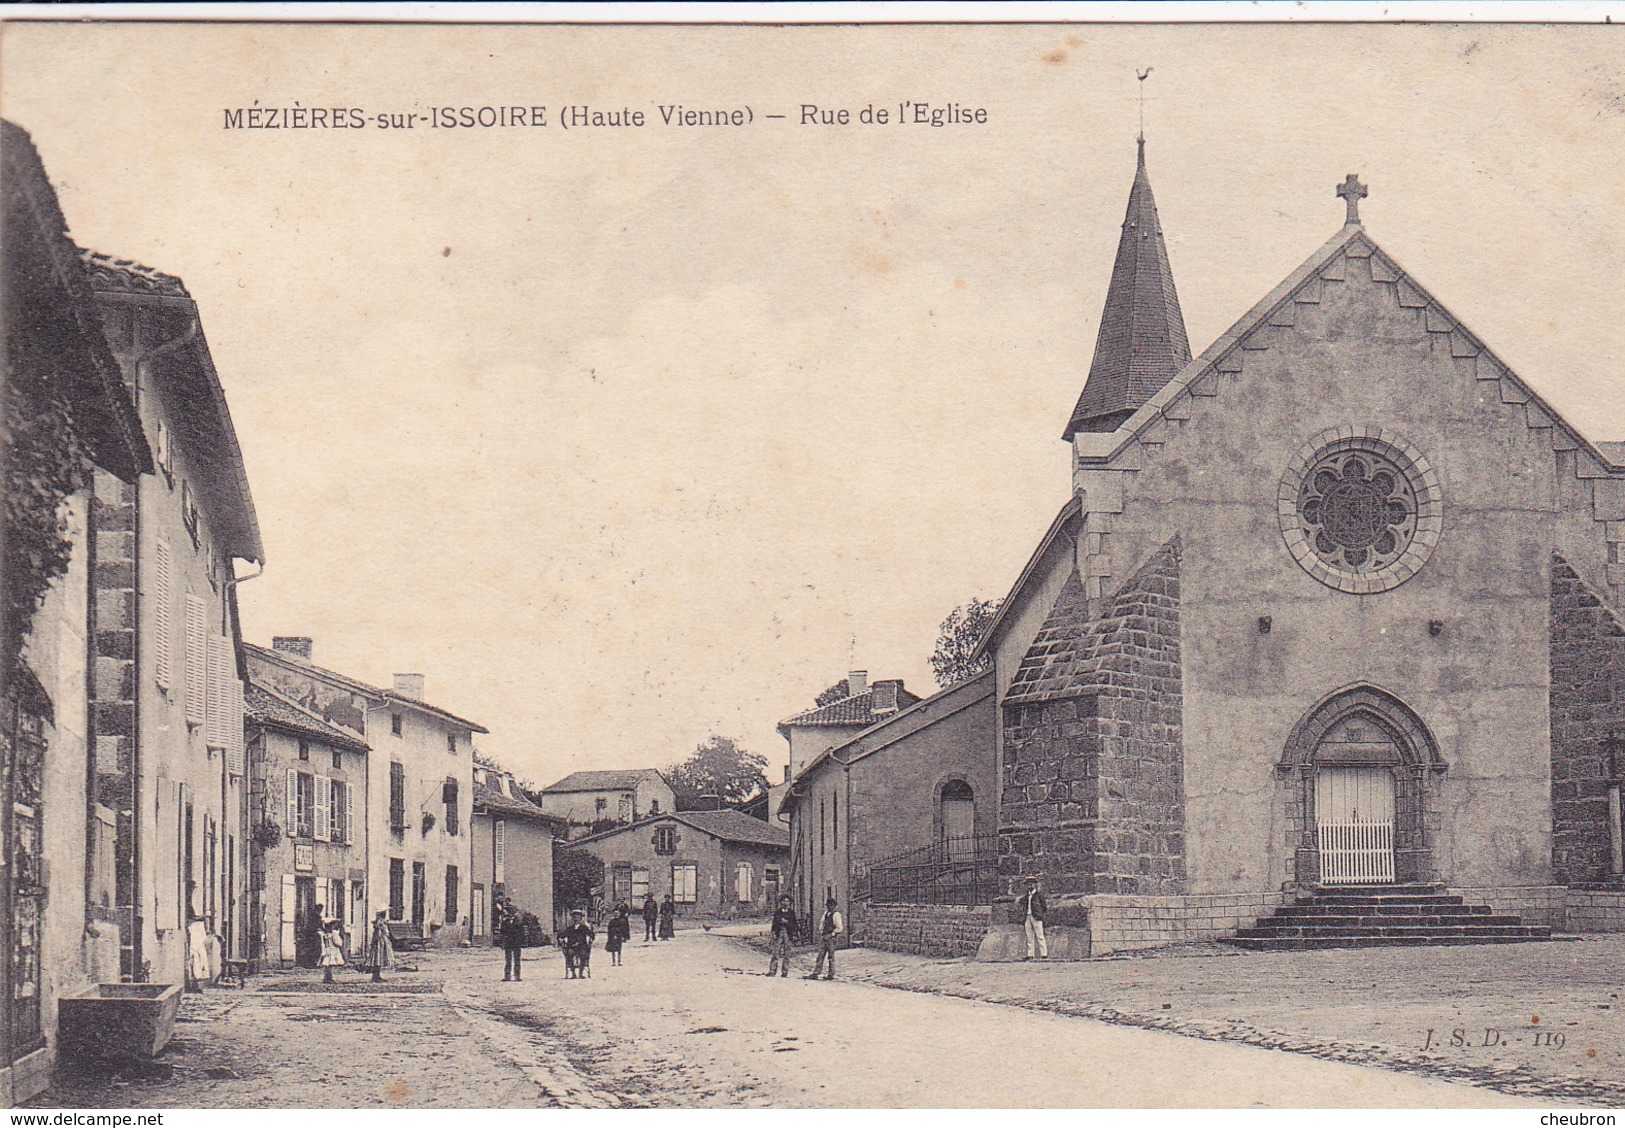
[288,770,314,838]
[736,862,753,903]
[631,868,650,900]
[493,819,506,883]
[595,797,608,814]
[331,747,342,770]
[181,479,200,547]
[298,739,310,761]
[612,864,633,905]
[388,858,405,920]
[184,593,206,725]
[671,862,698,904]
[314,775,331,840]
[390,712,403,738]
[153,540,173,689]
[332,780,350,844]
[653,826,677,855]
[833,794,839,850]
[447,731,458,754]
[443,777,460,836]
[820,797,827,855]
[389,762,406,832]
[618,794,632,822]
[445,865,460,925]
[650,799,661,815]
[764,865,781,888]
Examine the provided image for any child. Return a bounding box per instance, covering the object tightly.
[319,915,347,984]
[605,903,630,967]
[560,908,595,979]
[366,910,393,983]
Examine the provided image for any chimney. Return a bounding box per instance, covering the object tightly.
[872,680,899,713]
[695,792,723,811]
[393,673,426,699]
[272,636,313,661]
[847,670,868,698]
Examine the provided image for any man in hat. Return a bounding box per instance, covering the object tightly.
[804,897,842,981]
[560,908,594,979]
[1020,877,1048,960]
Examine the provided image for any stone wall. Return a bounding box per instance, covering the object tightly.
[1567,890,1625,933]
[1549,555,1625,884]
[1085,891,1284,954]
[857,903,991,957]
[998,539,1184,898]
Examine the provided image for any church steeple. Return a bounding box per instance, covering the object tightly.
[1063,138,1192,440]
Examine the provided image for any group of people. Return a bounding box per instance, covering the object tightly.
[764,894,843,979]
[641,893,677,941]
[304,905,399,984]
[549,893,675,980]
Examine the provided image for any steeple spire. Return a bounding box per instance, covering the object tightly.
[1063,139,1192,440]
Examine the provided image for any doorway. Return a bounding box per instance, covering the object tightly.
[293,876,319,968]
[1314,767,1396,884]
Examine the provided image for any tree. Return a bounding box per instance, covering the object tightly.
[554,848,604,914]
[665,735,770,808]
[814,679,850,707]
[930,597,1003,688]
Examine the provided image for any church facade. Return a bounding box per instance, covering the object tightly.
[975,145,1625,957]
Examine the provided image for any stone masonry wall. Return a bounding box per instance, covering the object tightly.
[999,538,1184,899]
[1549,554,1625,884]
[856,903,991,958]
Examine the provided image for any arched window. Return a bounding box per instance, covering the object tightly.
[939,779,975,855]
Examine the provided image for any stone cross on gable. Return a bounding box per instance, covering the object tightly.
[1337,174,1368,225]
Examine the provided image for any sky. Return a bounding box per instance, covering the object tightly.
[5,17,1623,787]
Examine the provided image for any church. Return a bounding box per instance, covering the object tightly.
[961,140,1625,957]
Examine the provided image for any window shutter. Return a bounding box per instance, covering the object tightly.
[226,675,245,776]
[153,540,173,689]
[184,594,206,725]
[494,819,506,883]
[280,874,297,960]
[345,782,355,845]
[206,634,232,749]
[315,775,331,841]
[285,768,298,836]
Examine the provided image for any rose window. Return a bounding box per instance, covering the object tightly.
[1278,428,1442,594]
[1298,451,1415,571]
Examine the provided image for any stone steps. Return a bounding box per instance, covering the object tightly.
[1222,883,1552,951]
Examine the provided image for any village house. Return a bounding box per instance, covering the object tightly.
[564,810,789,921]
[779,671,996,945]
[540,768,675,839]
[81,250,260,991]
[959,142,1625,958]
[244,676,370,965]
[775,671,921,932]
[470,762,562,942]
[246,638,485,948]
[1,120,152,1106]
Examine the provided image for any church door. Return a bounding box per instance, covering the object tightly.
[1314,767,1396,884]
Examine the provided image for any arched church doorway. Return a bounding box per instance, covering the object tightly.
[938,779,975,860]
[1279,687,1446,886]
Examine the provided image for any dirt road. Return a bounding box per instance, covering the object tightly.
[454,930,1528,1108]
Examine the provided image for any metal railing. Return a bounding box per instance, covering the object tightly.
[853,834,1000,907]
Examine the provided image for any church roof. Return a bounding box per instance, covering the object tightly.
[1064,139,1192,440]
[775,679,922,735]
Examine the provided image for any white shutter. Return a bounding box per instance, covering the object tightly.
[286,768,299,836]
[154,782,179,929]
[206,634,232,749]
[345,782,355,845]
[153,540,173,689]
[315,776,331,841]
[184,594,206,725]
[226,675,245,776]
[494,819,506,883]
[280,874,297,961]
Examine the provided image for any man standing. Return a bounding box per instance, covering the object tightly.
[1020,876,1048,960]
[804,897,842,981]
[500,901,526,981]
[641,894,659,942]
[765,894,798,977]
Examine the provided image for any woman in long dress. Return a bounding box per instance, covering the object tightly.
[366,911,394,983]
[658,894,676,940]
[320,917,347,984]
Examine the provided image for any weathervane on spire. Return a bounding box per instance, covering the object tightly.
[1337,173,1368,226]
[1136,67,1153,143]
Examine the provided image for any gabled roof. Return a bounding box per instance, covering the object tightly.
[775,680,922,735]
[81,250,263,562]
[542,768,670,794]
[245,643,489,733]
[472,776,561,826]
[778,669,995,817]
[565,808,789,850]
[1065,139,1192,440]
[2,120,151,483]
[244,680,371,752]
